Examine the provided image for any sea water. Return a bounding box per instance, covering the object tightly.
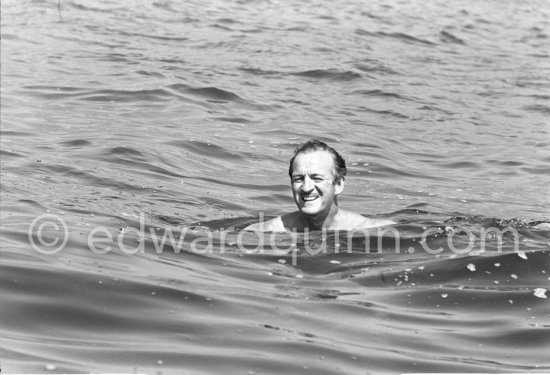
[1,0,549,373]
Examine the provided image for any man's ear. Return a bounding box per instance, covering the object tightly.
[335,177,345,195]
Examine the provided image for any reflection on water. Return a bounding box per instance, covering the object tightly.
[1,0,549,373]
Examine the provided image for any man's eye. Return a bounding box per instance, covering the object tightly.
[313,177,324,182]
[292,177,304,183]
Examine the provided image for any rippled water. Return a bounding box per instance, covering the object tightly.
[1,0,549,373]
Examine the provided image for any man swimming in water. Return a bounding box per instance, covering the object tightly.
[244,139,395,232]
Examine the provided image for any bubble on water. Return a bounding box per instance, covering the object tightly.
[329,260,341,265]
[517,250,528,260]
[441,293,448,298]
[467,263,476,272]
[278,259,286,264]
[533,288,547,299]
[511,274,518,279]
[295,274,304,279]
[494,263,501,267]
[45,364,56,371]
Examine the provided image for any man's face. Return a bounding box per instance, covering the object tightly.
[290,150,344,217]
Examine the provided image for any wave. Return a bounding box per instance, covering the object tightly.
[292,69,362,81]
[2,204,548,373]
[167,83,275,110]
[354,62,399,75]
[439,30,466,45]
[356,29,436,45]
[240,67,362,81]
[356,106,409,119]
[20,84,275,111]
[21,86,175,103]
[349,89,410,100]
[0,149,25,159]
[524,104,550,115]
[377,31,437,45]
[165,140,245,160]
[239,67,284,76]
[59,139,94,147]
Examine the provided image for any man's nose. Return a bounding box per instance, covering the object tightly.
[302,176,314,191]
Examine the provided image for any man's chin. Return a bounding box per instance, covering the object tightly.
[299,206,320,216]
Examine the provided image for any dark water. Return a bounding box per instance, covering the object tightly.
[1,0,549,373]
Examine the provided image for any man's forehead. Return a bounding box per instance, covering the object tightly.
[292,150,335,173]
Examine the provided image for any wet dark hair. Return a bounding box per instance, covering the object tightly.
[288,139,347,183]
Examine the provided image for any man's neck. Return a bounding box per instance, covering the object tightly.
[301,205,339,231]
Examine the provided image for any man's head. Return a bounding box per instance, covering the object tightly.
[288,140,347,217]
[288,139,347,183]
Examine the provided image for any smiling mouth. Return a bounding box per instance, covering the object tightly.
[301,196,319,202]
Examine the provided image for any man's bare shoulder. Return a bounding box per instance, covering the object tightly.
[243,211,394,232]
[243,216,286,232]
[339,210,395,230]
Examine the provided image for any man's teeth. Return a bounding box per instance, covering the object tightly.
[302,196,318,201]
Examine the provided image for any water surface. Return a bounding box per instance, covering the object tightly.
[1,0,549,373]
